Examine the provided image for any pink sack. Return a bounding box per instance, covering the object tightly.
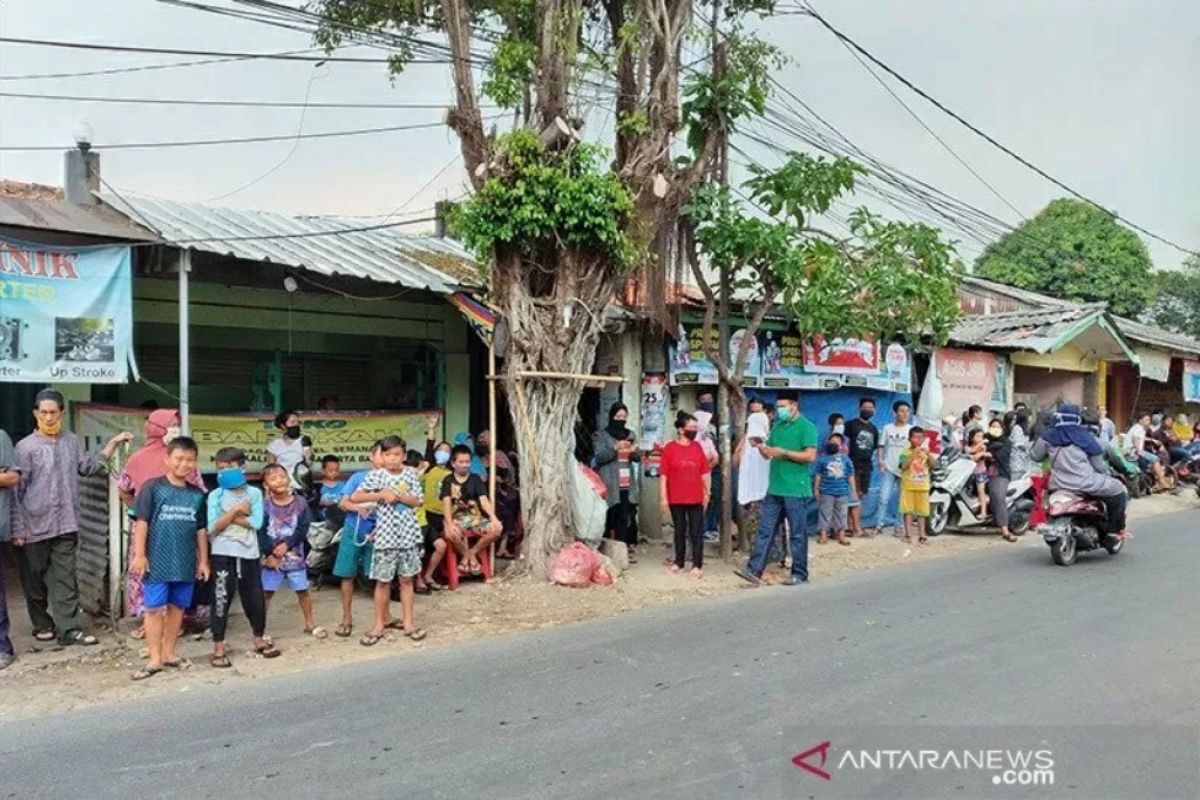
[548,542,605,587]
[579,463,607,500]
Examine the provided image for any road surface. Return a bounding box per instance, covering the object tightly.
[3,512,1197,799]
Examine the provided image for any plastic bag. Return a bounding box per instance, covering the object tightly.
[548,542,602,587]
[572,462,607,546]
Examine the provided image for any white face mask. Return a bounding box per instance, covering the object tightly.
[162,426,182,445]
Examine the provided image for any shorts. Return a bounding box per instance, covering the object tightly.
[332,526,374,579]
[143,580,195,610]
[1138,453,1159,470]
[369,546,422,582]
[972,472,989,490]
[262,567,310,593]
[424,514,445,553]
[818,494,849,531]
[899,488,930,518]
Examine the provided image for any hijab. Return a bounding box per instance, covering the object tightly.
[120,409,190,493]
[1039,403,1102,456]
[737,412,772,506]
[477,429,511,473]
[606,403,632,441]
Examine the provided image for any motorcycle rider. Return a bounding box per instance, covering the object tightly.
[1030,404,1129,540]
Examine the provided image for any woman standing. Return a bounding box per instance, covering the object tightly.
[266,410,311,475]
[659,412,710,579]
[594,403,641,562]
[117,409,204,638]
[985,417,1018,542]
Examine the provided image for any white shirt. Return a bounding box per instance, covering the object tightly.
[737,412,771,505]
[1126,424,1148,456]
[879,422,914,476]
[267,436,305,472]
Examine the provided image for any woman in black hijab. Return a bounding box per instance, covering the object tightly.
[593,403,641,561]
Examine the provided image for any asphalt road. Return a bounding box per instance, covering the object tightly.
[3,512,1197,800]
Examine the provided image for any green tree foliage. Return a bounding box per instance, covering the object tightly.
[974,198,1156,317]
[1148,255,1200,339]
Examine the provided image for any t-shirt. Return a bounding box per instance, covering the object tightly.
[423,466,451,517]
[844,418,879,466]
[899,447,931,492]
[767,415,819,498]
[814,453,854,497]
[359,467,423,550]
[0,430,18,543]
[261,495,311,572]
[880,422,914,476]
[439,472,488,528]
[660,440,709,505]
[207,485,264,560]
[341,470,377,539]
[266,436,305,472]
[1126,423,1148,455]
[133,476,206,584]
[318,480,346,521]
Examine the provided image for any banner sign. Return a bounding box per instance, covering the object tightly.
[934,348,997,420]
[803,335,880,375]
[0,239,134,383]
[639,372,668,451]
[74,404,438,473]
[760,330,806,388]
[1184,361,1200,404]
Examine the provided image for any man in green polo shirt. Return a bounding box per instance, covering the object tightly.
[735,392,818,586]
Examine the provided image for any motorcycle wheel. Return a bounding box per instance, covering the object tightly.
[1050,534,1077,566]
[928,503,948,536]
[1103,535,1123,555]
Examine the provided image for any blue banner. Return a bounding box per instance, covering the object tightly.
[0,239,134,383]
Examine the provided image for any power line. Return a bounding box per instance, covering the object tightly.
[801,5,1199,257]
[0,47,322,82]
[0,90,482,110]
[0,119,460,152]
[0,36,452,64]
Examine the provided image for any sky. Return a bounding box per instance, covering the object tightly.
[0,0,1196,268]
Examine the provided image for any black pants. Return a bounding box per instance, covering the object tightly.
[670,504,705,569]
[987,476,1010,527]
[17,533,81,637]
[605,493,639,548]
[1099,492,1128,533]
[210,555,267,644]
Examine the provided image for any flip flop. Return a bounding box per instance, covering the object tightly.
[211,654,232,669]
[305,626,328,639]
[33,629,56,642]
[918,537,929,545]
[402,628,427,641]
[334,623,353,638]
[163,657,191,669]
[359,631,384,647]
[129,626,147,641]
[59,630,99,647]
[415,584,432,595]
[131,665,162,681]
[254,644,281,659]
[426,579,445,591]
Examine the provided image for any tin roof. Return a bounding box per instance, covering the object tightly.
[949,303,1134,361]
[0,180,159,242]
[100,193,480,292]
[1114,317,1200,359]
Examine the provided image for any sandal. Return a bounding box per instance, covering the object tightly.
[415,584,432,596]
[918,537,929,545]
[59,630,99,647]
[254,644,281,659]
[469,561,483,576]
[837,536,852,547]
[359,631,384,647]
[131,665,162,681]
[163,657,191,669]
[211,654,232,669]
[305,626,328,639]
[1001,533,1018,542]
[425,578,445,591]
[334,623,353,638]
[33,629,56,642]
[403,628,427,641]
[130,625,146,641]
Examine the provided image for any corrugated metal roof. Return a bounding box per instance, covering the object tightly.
[1115,317,1200,358]
[959,275,1076,310]
[100,193,480,292]
[0,194,160,241]
[950,303,1111,353]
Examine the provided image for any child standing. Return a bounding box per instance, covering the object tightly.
[966,428,991,519]
[331,441,384,638]
[814,432,856,547]
[207,447,279,667]
[259,463,326,639]
[350,436,427,645]
[898,427,932,545]
[129,437,210,680]
[419,441,453,591]
[317,455,346,524]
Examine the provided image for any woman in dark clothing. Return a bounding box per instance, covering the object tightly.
[985,417,1018,542]
[594,403,641,561]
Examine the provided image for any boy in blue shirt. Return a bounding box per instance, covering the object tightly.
[317,454,346,523]
[332,440,384,638]
[813,432,857,547]
[130,437,210,680]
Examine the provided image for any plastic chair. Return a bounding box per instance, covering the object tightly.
[440,533,493,590]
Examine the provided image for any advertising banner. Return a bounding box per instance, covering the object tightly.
[803,335,880,375]
[669,323,762,386]
[759,330,807,388]
[74,404,438,473]
[0,239,134,383]
[639,372,669,450]
[1184,361,1200,404]
[934,348,997,419]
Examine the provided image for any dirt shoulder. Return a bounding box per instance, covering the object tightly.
[1,492,1192,720]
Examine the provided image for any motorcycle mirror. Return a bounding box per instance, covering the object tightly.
[293,462,314,494]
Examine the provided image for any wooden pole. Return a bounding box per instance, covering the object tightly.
[488,338,498,571]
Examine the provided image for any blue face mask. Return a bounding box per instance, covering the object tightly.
[434,450,451,466]
[217,467,246,490]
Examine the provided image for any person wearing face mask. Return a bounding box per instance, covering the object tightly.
[594,403,641,562]
[813,432,856,546]
[117,408,204,639]
[659,412,711,579]
[266,410,310,474]
[14,389,133,647]
[418,440,454,584]
[696,391,723,543]
[844,397,879,538]
[985,418,1018,542]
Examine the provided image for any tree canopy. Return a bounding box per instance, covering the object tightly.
[974,198,1156,317]
[1147,255,1200,339]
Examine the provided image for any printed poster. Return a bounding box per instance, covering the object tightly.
[669,323,761,386]
[803,335,880,375]
[74,404,438,473]
[759,330,806,388]
[934,348,997,419]
[1184,361,1200,404]
[639,372,668,451]
[0,239,135,383]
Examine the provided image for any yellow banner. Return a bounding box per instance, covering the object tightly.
[73,403,439,473]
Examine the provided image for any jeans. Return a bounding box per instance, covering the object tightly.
[0,548,13,656]
[704,467,722,533]
[872,470,900,531]
[747,495,811,581]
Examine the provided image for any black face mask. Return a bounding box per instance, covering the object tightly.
[285,425,301,439]
[683,430,698,441]
[859,410,874,421]
[825,443,841,455]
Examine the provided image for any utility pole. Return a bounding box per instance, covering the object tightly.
[712,0,734,563]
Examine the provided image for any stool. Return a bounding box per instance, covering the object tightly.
[441,534,493,590]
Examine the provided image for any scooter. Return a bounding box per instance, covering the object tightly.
[928,447,1035,536]
[1039,490,1124,566]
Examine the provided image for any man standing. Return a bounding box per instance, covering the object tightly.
[871,400,914,537]
[0,427,20,670]
[843,397,879,537]
[1097,406,1116,444]
[735,393,818,586]
[13,389,132,646]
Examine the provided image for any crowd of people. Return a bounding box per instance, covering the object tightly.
[0,391,522,677]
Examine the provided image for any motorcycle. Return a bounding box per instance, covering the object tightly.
[1039,490,1124,566]
[928,447,1035,536]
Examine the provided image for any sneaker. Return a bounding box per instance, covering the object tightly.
[783,575,808,586]
[733,567,761,586]
[0,651,14,671]
[703,530,720,543]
